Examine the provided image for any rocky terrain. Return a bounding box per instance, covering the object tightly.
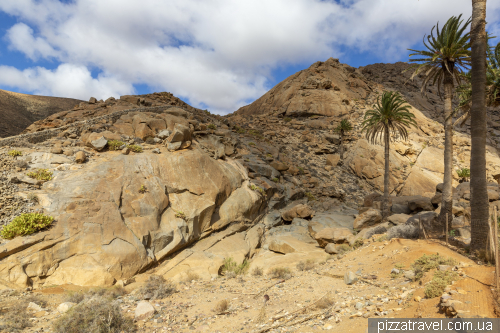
[0,90,82,138]
[0,57,499,332]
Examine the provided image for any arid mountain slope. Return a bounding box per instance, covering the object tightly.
[0,89,82,138]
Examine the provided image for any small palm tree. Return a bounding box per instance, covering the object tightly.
[405,14,471,229]
[362,91,417,218]
[335,119,353,161]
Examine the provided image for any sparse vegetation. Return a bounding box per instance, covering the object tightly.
[221,257,249,276]
[234,126,246,134]
[248,184,265,195]
[284,117,292,122]
[352,239,364,249]
[272,177,279,183]
[456,167,470,182]
[175,211,187,220]
[252,266,263,276]
[0,302,32,332]
[139,185,147,193]
[1,212,54,239]
[376,235,388,242]
[52,296,136,333]
[336,244,351,255]
[248,142,256,146]
[108,140,125,151]
[411,253,457,281]
[126,144,142,153]
[28,193,39,203]
[296,259,316,271]
[27,168,53,181]
[268,267,292,279]
[424,270,458,298]
[298,167,304,174]
[8,150,22,157]
[305,192,316,201]
[184,271,200,282]
[313,294,335,310]
[137,275,176,300]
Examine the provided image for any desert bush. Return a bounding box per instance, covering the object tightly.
[221,258,249,276]
[411,254,457,281]
[1,213,54,239]
[296,259,316,271]
[108,140,125,151]
[248,184,265,195]
[64,291,85,304]
[27,193,39,203]
[424,271,458,298]
[352,239,364,249]
[272,178,279,183]
[137,275,176,300]
[0,303,31,332]
[284,117,292,122]
[268,267,292,280]
[305,192,316,201]
[336,244,351,255]
[387,224,419,240]
[213,299,229,313]
[207,123,217,130]
[25,295,48,308]
[138,185,147,194]
[8,150,22,157]
[376,235,388,242]
[126,144,142,153]
[184,271,200,282]
[52,296,136,333]
[27,168,53,181]
[175,211,186,220]
[314,294,335,309]
[252,266,263,276]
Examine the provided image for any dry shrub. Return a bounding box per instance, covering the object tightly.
[411,253,457,281]
[184,271,200,282]
[255,306,266,323]
[137,275,176,300]
[424,271,458,298]
[314,294,335,310]
[25,294,48,308]
[64,291,85,304]
[296,259,316,271]
[252,266,263,276]
[268,267,292,280]
[213,299,229,313]
[52,296,136,333]
[0,303,31,332]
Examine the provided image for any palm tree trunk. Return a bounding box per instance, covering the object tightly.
[470,0,489,254]
[383,126,390,219]
[440,67,454,230]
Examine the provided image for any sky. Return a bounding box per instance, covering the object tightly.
[0,0,499,115]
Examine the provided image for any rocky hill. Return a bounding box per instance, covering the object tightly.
[0,58,499,331]
[0,89,82,138]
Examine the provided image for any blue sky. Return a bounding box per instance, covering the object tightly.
[0,0,499,115]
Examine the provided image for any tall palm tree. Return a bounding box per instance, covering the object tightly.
[406,15,471,230]
[470,0,489,255]
[362,91,417,218]
[335,119,353,161]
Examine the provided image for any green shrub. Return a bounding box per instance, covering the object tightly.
[8,150,22,157]
[52,296,136,333]
[27,168,53,181]
[221,257,249,276]
[284,117,292,122]
[108,140,125,151]
[137,275,176,300]
[352,239,364,249]
[305,192,315,201]
[248,142,256,146]
[1,213,54,239]
[248,184,265,195]
[208,123,217,130]
[298,167,304,174]
[336,244,351,255]
[456,167,470,180]
[272,178,279,183]
[411,253,457,281]
[268,267,292,280]
[139,185,147,194]
[175,211,186,220]
[424,271,458,298]
[234,126,246,134]
[126,144,142,153]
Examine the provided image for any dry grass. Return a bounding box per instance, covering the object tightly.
[213,299,229,314]
[314,294,335,310]
[424,271,459,298]
[137,275,176,300]
[252,266,263,276]
[411,253,457,281]
[0,303,32,332]
[296,259,316,271]
[255,306,267,323]
[52,296,136,333]
[268,267,292,280]
[184,271,200,282]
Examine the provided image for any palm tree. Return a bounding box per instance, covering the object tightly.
[470,0,489,255]
[362,91,417,218]
[335,119,353,161]
[406,15,471,230]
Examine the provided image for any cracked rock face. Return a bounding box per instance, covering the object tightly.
[0,148,265,288]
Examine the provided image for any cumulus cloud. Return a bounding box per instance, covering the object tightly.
[0,0,499,113]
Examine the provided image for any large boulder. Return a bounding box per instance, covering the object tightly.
[0,150,267,288]
[281,204,315,222]
[353,209,382,229]
[314,227,352,248]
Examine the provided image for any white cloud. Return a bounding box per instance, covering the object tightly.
[0,0,499,113]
